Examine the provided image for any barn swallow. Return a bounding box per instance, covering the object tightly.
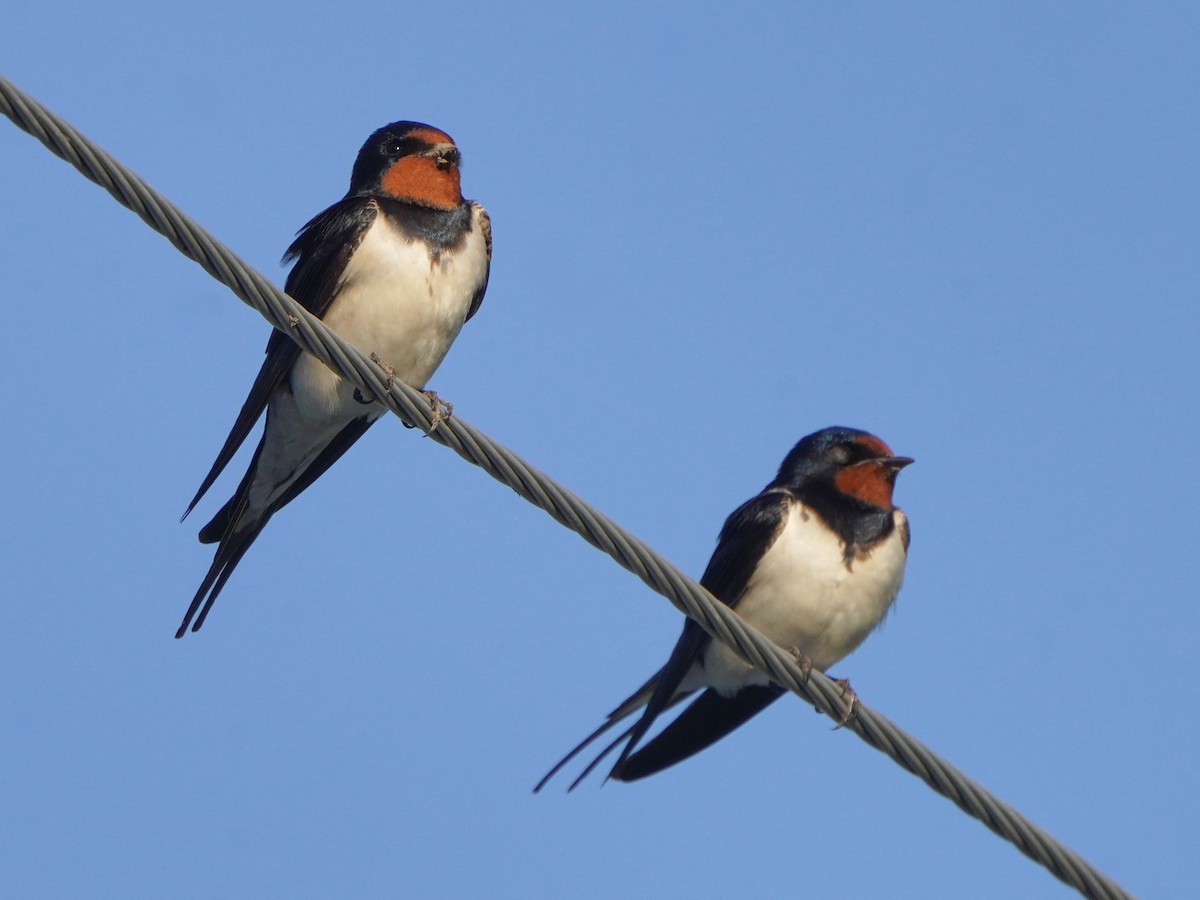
[535,427,912,789]
[176,121,491,638]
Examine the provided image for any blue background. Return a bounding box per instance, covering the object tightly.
[2,3,1196,897]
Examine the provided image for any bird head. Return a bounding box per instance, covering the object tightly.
[350,121,464,210]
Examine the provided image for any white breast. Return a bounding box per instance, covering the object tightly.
[289,209,489,422]
[699,501,908,695]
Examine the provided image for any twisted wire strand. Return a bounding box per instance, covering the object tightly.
[0,74,1132,900]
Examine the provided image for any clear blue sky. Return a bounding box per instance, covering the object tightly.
[2,3,1196,897]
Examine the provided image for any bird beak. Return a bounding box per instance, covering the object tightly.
[424,143,460,170]
[882,456,914,471]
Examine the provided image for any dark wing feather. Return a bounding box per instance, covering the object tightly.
[179,400,375,637]
[181,197,378,520]
[176,435,272,636]
[464,202,491,323]
[176,198,378,638]
[602,620,707,780]
[194,416,375,544]
[697,489,792,604]
[612,684,786,782]
[175,516,271,638]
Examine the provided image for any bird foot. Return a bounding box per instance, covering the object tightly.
[787,650,825,716]
[422,390,453,433]
[830,677,859,729]
[370,352,398,385]
[788,649,815,682]
[357,353,400,408]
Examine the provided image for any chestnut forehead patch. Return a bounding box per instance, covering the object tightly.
[853,434,894,459]
[407,126,455,147]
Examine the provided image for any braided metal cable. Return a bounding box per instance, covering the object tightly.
[0,74,1132,900]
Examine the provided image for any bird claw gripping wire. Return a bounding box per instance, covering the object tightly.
[789,649,815,682]
[353,352,400,407]
[831,677,859,729]
[361,351,403,417]
[364,352,451,432]
[788,649,857,727]
[421,390,454,433]
[789,650,827,717]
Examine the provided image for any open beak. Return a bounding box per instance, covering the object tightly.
[425,143,460,170]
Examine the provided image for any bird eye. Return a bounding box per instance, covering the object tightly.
[383,139,405,156]
[830,445,852,464]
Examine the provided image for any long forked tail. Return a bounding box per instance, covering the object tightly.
[176,435,269,637]
[533,677,661,793]
[177,417,375,637]
[534,719,636,793]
